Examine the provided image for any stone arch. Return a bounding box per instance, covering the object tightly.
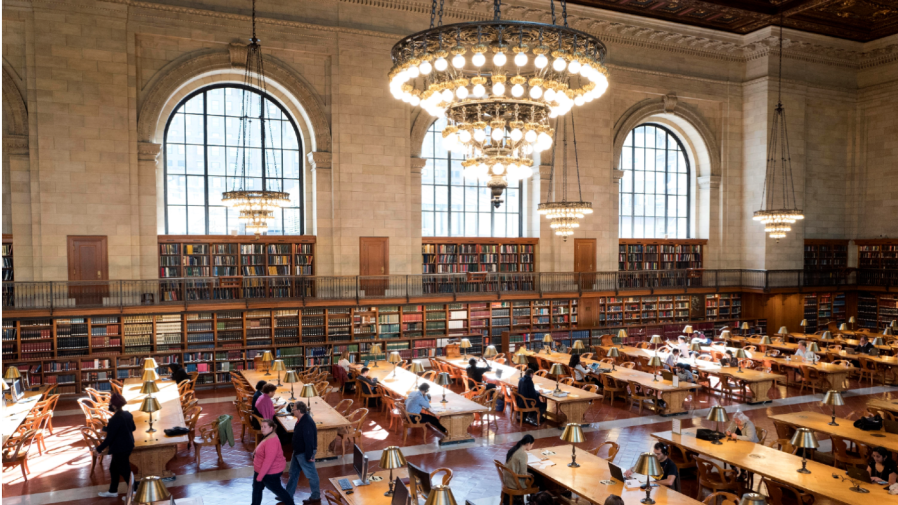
[3,65,28,137]
[136,46,331,153]
[612,96,720,179]
[409,111,436,158]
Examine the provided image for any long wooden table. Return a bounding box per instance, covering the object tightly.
[351,361,488,445]
[123,378,187,478]
[329,468,408,505]
[238,369,350,459]
[527,445,702,505]
[867,397,898,415]
[747,356,852,392]
[437,356,602,425]
[2,385,49,445]
[769,411,898,453]
[654,429,894,504]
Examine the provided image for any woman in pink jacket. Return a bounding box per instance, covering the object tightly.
[252,419,295,505]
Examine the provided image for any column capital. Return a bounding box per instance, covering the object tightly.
[697,175,721,189]
[137,142,161,162]
[3,135,28,156]
[410,157,427,174]
[539,164,553,181]
[612,169,625,182]
[307,151,332,171]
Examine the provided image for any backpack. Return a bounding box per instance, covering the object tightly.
[853,415,883,431]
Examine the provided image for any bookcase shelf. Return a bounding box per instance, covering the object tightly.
[801,292,846,332]
[618,239,705,271]
[422,237,538,274]
[158,236,316,279]
[803,239,848,270]
[858,292,898,331]
[857,239,898,270]
[3,235,13,306]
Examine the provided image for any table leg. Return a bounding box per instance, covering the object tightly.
[746,380,775,404]
[827,372,848,392]
[130,446,177,478]
[556,400,590,425]
[661,391,690,415]
[317,427,341,461]
[439,413,475,446]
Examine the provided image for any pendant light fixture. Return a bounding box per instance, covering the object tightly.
[222,0,290,235]
[389,0,608,207]
[538,111,592,240]
[752,17,803,242]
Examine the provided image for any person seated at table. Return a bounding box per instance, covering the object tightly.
[251,380,267,429]
[867,446,898,485]
[255,383,279,420]
[357,367,378,394]
[725,411,759,442]
[793,340,818,363]
[406,383,447,434]
[718,350,736,367]
[664,349,681,371]
[555,341,568,354]
[603,496,624,505]
[502,435,536,504]
[467,358,495,390]
[170,363,189,385]
[624,442,679,490]
[674,363,694,383]
[692,332,713,346]
[855,336,875,355]
[517,368,547,422]
[569,354,597,385]
[668,336,690,356]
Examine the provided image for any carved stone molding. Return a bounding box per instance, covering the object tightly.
[409,112,435,158]
[663,93,678,113]
[2,67,28,137]
[307,151,332,171]
[228,43,248,68]
[410,157,426,174]
[612,169,625,182]
[137,142,161,162]
[540,164,553,182]
[3,135,28,156]
[698,175,722,189]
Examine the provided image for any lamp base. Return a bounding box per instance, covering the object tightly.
[849,485,870,494]
[146,427,156,433]
[796,468,811,474]
[828,421,839,426]
[568,462,580,468]
[641,497,656,504]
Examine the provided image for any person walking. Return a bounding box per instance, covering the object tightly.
[286,401,321,504]
[252,419,295,505]
[92,393,136,498]
[251,380,267,429]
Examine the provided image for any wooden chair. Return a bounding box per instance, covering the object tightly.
[580,353,594,360]
[334,399,353,416]
[109,380,123,395]
[420,370,438,382]
[581,384,600,394]
[359,383,381,409]
[627,381,658,415]
[336,408,368,456]
[474,388,500,430]
[703,492,739,505]
[510,391,541,427]
[589,441,620,461]
[868,407,896,421]
[2,429,39,481]
[798,365,827,394]
[314,380,330,397]
[193,418,223,465]
[620,362,636,369]
[859,357,885,385]
[514,364,528,372]
[324,489,347,505]
[831,360,857,388]
[400,404,428,444]
[534,370,549,378]
[382,392,403,432]
[494,459,540,505]
[601,374,626,406]
[559,377,575,386]
[755,427,768,445]
[763,478,815,505]
[85,388,111,406]
[831,435,867,469]
[773,420,796,441]
[79,426,106,473]
[430,467,454,485]
[183,405,202,451]
[695,457,741,500]
[494,357,507,365]
[499,384,515,416]
[250,414,265,448]
[177,380,192,396]
[669,444,697,476]
[770,438,797,455]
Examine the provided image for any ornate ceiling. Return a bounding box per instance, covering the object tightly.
[565,0,898,42]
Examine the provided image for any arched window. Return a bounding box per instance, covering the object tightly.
[618,124,690,238]
[163,85,303,235]
[421,118,522,237]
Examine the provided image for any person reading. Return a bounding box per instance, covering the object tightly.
[516,369,547,422]
[406,383,446,433]
[466,358,495,390]
[624,442,679,491]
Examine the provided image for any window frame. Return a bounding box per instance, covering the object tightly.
[420,119,524,238]
[162,84,304,235]
[618,123,691,239]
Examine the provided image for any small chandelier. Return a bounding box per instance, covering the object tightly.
[222,0,290,234]
[538,111,592,240]
[753,18,803,242]
[389,0,608,207]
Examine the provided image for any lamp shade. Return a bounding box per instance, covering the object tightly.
[409,361,425,374]
[143,358,158,370]
[542,334,554,344]
[379,446,407,469]
[838,323,849,331]
[572,340,585,350]
[261,351,274,362]
[140,396,161,413]
[424,486,458,505]
[822,390,844,406]
[560,423,584,443]
[683,325,693,333]
[741,322,750,330]
[549,363,566,376]
[134,476,171,504]
[300,383,318,399]
[872,337,885,346]
[759,335,772,345]
[141,369,159,382]
[820,331,833,340]
[648,356,663,368]
[459,338,472,349]
[720,330,732,340]
[513,354,529,365]
[690,343,703,352]
[884,328,894,336]
[434,372,452,386]
[283,371,299,384]
[800,319,808,327]
[789,428,819,449]
[1,380,7,391]
[483,345,499,358]
[4,366,21,380]
[140,381,160,395]
[607,347,621,358]
[849,316,856,324]
[806,342,820,353]
[739,493,768,505]
[707,405,728,423]
[515,346,529,355]
[271,360,286,372]
[649,335,663,345]
[388,351,402,364]
[618,329,628,339]
[778,326,788,335]
[891,320,897,329]
[633,452,663,478]
[735,349,747,359]
[370,343,383,355]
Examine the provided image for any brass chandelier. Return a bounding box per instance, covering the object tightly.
[390,0,608,207]
[222,0,290,234]
[753,18,803,241]
[538,111,592,239]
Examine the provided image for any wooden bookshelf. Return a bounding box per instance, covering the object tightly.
[803,239,848,270]
[801,292,846,332]
[618,239,705,271]
[857,239,898,270]
[858,292,898,331]
[422,237,538,274]
[2,235,13,282]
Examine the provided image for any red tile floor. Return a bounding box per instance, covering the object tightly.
[2,376,894,504]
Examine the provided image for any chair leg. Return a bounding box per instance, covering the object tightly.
[196,444,202,465]
[216,443,223,464]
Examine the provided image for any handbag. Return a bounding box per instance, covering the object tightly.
[164,426,190,436]
[853,415,882,431]
[696,428,720,441]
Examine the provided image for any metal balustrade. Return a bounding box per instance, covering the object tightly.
[2,269,893,311]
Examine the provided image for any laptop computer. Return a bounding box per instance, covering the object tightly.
[661,370,674,382]
[847,466,872,483]
[608,463,625,483]
[869,348,881,357]
[883,419,898,435]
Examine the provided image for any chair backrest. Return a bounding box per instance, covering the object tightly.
[770,438,796,455]
[695,457,725,482]
[773,420,796,440]
[589,441,620,461]
[764,478,805,505]
[582,384,599,394]
[348,408,369,431]
[702,492,739,505]
[79,426,103,450]
[324,489,347,505]
[534,369,548,377]
[334,399,353,416]
[755,426,768,445]
[493,459,528,492]
[621,362,636,369]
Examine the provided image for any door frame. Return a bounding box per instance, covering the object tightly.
[573,238,596,273]
[67,235,109,281]
[359,237,389,276]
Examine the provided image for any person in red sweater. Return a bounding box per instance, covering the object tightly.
[252,419,295,505]
[255,383,278,420]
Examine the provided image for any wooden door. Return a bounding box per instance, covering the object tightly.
[359,237,389,296]
[67,236,108,305]
[573,239,596,272]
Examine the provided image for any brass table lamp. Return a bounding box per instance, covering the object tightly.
[459,339,472,357]
[707,406,728,444]
[4,366,21,380]
[739,493,767,505]
[683,325,693,342]
[140,396,162,433]
[512,353,529,367]
[690,342,702,360]
[872,336,885,346]
[134,475,173,504]
[271,359,286,386]
[542,334,553,353]
[261,350,274,375]
[777,326,789,337]
[799,319,807,331]
[387,351,402,380]
[839,323,849,333]
[572,340,585,353]
[648,356,662,382]
[424,485,458,505]
[409,361,425,388]
[434,372,451,404]
[820,331,833,340]
[720,330,732,342]
[140,380,159,399]
[606,347,620,371]
[734,348,747,373]
[283,370,299,400]
[379,446,407,496]
[560,423,584,467]
[369,343,383,367]
[549,363,566,393]
[849,316,856,331]
[143,358,158,370]
[822,390,844,426]
[649,335,663,353]
[617,329,627,349]
[300,383,318,411]
[806,342,820,358]
[633,452,663,504]
[141,369,159,383]
[482,345,498,365]
[741,322,750,337]
[790,427,818,473]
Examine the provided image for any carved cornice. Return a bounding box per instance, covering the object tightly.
[409,157,426,174]
[698,175,721,189]
[3,135,28,156]
[308,152,333,171]
[539,164,553,182]
[137,142,161,162]
[612,169,625,182]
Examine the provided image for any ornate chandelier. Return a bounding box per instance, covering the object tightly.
[538,111,592,240]
[222,0,290,234]
[390,0,608,207]
[753,19,803,242]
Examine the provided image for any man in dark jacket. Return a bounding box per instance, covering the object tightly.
[357,367,378,394]
[170,363,190,385]
[92,393,136,498]
[516,368,546,422]
[251,380,267,429]
[855,336,874,355]
[466,358,495,390]
[286,401,320,504]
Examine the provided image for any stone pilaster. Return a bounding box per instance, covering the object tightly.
[308,151,334,276]
[698,175,721,268]
[138,142,162,279]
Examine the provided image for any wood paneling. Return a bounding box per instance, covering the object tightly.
[67,236,108,281]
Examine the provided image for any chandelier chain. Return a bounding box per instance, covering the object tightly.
[778,14,783,106]
[438,0,444,26]
[430,0,437,29]
[549,117,559,201]
[571,110,584,202]
[562,0,568,27]
[562,114,568,202]
[493,0,501,21]
[550,0,556,25]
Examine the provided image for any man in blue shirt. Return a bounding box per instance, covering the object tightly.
[406,383,446,433]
